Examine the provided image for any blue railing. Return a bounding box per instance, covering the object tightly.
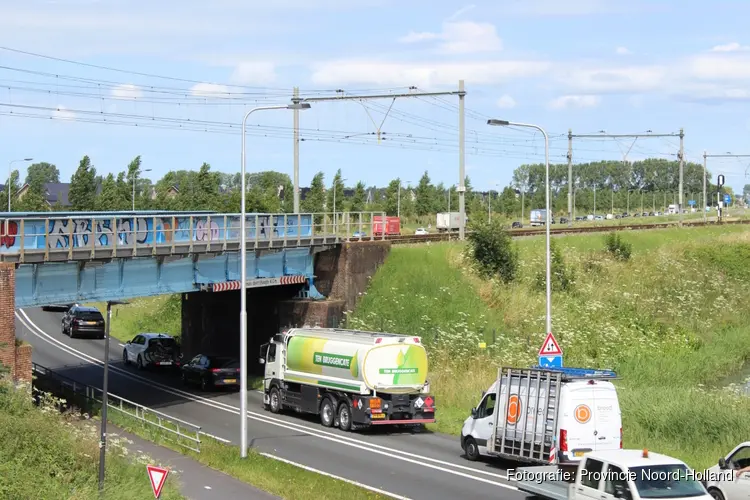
[531,366,618,379]
[0,211,385,262]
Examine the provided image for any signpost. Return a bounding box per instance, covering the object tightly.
[538,332,563,368]
[688,200,696,207]
[147,465,169,499]
[724,194,731,205]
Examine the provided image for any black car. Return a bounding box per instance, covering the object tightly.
[181,354,240,391]
[559,217,568,224]
[511,221,523,229]
[61,306,105,339]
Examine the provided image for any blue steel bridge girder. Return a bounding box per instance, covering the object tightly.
[14,247,321,308]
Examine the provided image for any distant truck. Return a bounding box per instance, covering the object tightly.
[461,366,622,465]
[530,209,548,226]
[436,212,467,232]
[514,448,713,500]
[373,215,401,236]
[260,327,436,431]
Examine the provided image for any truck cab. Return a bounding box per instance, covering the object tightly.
[461,366,622,465]
[515,449,713,500]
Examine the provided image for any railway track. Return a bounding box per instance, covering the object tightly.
[380,218,750,245]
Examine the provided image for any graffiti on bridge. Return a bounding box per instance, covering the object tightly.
[0,214,314,251]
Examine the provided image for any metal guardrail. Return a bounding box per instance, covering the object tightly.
[31,362,202,453]
[0,211,387,263]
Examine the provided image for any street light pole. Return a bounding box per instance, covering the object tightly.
[7,158,33,212]
[333,177,347,231]
[240,101,310,458]
[99,299,128,494]
[488,119,551,337]
[132,168,151,211]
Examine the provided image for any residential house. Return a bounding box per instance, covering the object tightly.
[15,182,103,208]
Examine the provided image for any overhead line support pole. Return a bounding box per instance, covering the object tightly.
[703,153,750,220]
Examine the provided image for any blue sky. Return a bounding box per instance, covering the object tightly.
[2,0,750,194]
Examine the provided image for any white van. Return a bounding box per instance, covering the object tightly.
[461,366,622,465]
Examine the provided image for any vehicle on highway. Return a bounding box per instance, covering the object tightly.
[181,354,240,391]
[61,305,106,339]
[512,221,523,228]
[704,441,750,500]
[122,333,181,370]
[515,448,712,500]
[42,303,75,312]
[414,227,429,235]
[260,327,435,431]
[352,231,367,238]
[436,211,466,232]
[530,209,547,226]
[373,215,401,236]
[461,366,622,464]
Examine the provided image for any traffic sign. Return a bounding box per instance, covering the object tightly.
[717,174,725,187]
[688,200,696,206]
[538,355,563,368]
[724,194,731,205]
[147,465,169,499]
[539,332,563,356]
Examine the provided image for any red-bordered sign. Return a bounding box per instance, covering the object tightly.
[147,464,169,499]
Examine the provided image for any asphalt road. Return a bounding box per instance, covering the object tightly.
[17,307,529,500]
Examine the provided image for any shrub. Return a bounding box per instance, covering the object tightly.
[604,231,632,261]
[535,239,574,292]
[466,220,519,283]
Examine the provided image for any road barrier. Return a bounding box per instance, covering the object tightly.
[31,362,202,453]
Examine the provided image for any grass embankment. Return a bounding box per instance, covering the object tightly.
[346,224,750,470]
[88,295,182,344]
[106,411,386,500]
[0,384,182,499]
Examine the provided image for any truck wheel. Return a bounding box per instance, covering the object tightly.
[338,402,352,431]
[320,398,335,427]
[269,387,281,414]
[464,437,480,461]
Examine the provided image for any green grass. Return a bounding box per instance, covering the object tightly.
[88,295,182,344]
[346,224,750,470]
[106,411,387,500]
[0,383,183,500]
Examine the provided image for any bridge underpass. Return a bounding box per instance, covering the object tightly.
[1,210,391,380]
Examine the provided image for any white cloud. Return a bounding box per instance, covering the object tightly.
[189,83,232,98]
[398,21,502,54]
[555,65,668,94]
[549,95,601,109]
[230,62,278,85]
[110,84,143,100]
[496,95,517,108]
[711,42,750,52]
[52,106,76,121]
[687,54,750,81]
[615,47,631,55]
[310,59,550,87]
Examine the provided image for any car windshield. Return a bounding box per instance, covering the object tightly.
[209,357,238,368]
[631,465,706,498]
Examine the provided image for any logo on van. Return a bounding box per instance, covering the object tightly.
[574,404,591,424]
[506,394,522,425]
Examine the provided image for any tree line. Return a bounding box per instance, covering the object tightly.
[1,155,739,218]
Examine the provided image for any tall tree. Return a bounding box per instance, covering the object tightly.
[68,155,97,211]
[0,170,21,211]
[350,181,367,212]
[302,172,326,213]
[327,169,346,212]
[194,162,221,210]
[415,171,434,216]
[25,162,60,186]
[384,179,400,216]
[95,174,122,211]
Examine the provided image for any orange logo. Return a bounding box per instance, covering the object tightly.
[506,394,522,425]
[574,404,591,424]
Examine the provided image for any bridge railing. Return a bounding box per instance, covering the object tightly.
[0,211,388,262]
[32,362,202,453]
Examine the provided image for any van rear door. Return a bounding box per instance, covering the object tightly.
[592,384,621,451]
[562,385,597,457]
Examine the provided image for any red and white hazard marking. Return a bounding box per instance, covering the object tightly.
[211,275,306,292]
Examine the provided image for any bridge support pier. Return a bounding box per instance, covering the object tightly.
[0,263,32,383]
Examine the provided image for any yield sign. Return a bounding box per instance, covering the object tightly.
[147,464,170,499]
[538,332,562,356]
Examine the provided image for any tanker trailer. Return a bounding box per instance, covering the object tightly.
[259,327,436,431]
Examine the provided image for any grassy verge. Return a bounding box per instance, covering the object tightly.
[346,224,750,470]
[105,410,386,500]
[0,383,182,500]
[88,295,182,344]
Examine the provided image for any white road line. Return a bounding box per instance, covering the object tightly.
[18,309,517,491]
[260,452,412,500]
[199,431,231,444]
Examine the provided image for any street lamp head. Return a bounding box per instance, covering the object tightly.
[288,102,311,110]
[23,158,33,162]
[487,119,510,126]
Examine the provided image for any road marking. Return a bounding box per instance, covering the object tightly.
[199,431,231,444]
[18,309,517,491]
[260,452,412,500]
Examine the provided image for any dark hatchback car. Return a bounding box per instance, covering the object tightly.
[61,306,106,339]
[181,354,240,391]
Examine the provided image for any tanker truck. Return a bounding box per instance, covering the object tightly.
[259,327,436,431]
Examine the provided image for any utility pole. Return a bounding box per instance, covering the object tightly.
[567,129,573,226]
[704,152,750,222]
[293,87,300,213]
[458,80,466,240]
[678,128,684,226]
[298,85,466,232]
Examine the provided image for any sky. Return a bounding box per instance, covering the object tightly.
[2,0,750,195]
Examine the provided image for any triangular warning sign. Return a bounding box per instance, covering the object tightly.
[147,465,169,499]
[538,332,562,356]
